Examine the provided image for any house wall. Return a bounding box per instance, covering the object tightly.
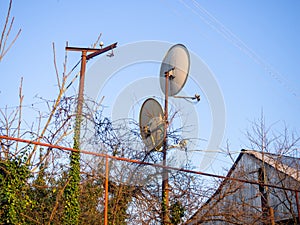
[187,153,300,225]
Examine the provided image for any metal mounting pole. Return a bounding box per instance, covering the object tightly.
[104,154,109,225]
[65,42,117,150]
[65,42,117,223]
[74,50,87,148]
[66,43,118,147]
[162,70,170,225]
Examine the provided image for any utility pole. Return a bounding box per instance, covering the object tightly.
[64,42,117,224]
[159,44,191,225]
[66,42,117,149]
[162,68,174,225]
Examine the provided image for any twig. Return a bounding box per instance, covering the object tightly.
[0,0,21,61]
[52,43,61,89]
[48,177,71,224]
[16,77,24,151]
[0,0,12,51]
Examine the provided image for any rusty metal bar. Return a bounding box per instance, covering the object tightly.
[73,50,87,149]
[104,154,109,225]
[66,46,104,52]
[0,135,299,193]
[86,42,117,60]
[269,207,275,225]
[65,42,117,60]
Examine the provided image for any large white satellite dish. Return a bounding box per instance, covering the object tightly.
[160,44,190,96]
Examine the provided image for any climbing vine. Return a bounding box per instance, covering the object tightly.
[0,157,31,224]
[170,201,185,225]
[62,137,81,225]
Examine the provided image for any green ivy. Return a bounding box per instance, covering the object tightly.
[170,201,185,225]
[62,137,81,225]
[0,158,31,225]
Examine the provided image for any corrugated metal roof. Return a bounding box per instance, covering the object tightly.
[243,149,300,182]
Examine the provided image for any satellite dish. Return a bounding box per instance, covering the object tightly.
[160,44,190,96]
[139,98,165,151]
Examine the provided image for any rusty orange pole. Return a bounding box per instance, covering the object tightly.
[65,42,118,150]
[104,154,109,225]
[0,135,299,189]
[269,207,275,225]
[66,43,117,224]
[74,50,86,149]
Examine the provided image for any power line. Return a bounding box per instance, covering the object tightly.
[65,59,81,90]
[179,0,300,100]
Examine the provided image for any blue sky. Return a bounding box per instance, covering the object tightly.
[1,1,299,172]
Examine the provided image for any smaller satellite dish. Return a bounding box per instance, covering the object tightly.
[139,98,165,151]
[160,44,190,96]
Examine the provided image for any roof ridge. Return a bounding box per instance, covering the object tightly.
[242,149,300,160]
[242,149,300,182]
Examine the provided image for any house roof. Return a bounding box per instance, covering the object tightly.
[185,149,300,224]
[241,149,300,182]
